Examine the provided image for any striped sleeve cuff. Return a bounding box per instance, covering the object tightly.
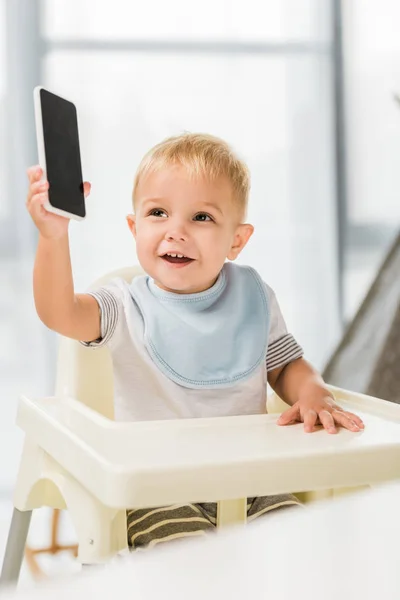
[266,333,304,372]
[80,289,119,348]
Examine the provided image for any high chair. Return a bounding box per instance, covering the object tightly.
[2,265,400,587]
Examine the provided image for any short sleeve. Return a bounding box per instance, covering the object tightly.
[80,285,121,348]
[265,284,304,372]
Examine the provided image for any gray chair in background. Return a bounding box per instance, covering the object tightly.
[323,232,400,403]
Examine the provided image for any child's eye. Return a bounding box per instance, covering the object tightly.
[193,213,213,222]
[149,209,168,218]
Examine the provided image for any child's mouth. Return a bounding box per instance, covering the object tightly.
[162,253,194,265]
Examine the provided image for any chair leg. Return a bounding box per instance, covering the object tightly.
[0,508,32,587]
[217,499,247,527]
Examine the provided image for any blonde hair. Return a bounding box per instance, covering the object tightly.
[132,133,250,219]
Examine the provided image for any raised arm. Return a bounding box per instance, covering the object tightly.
[27,166,100,342]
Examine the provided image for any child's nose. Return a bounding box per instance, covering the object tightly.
[165,223,188,242]
[166,232,186,242]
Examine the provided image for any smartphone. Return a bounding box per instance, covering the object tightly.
[34,86,86,221]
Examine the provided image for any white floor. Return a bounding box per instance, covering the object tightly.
[0,241,391,588]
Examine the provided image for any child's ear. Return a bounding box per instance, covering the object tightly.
[126,214,137,239]
[227,223,254,260]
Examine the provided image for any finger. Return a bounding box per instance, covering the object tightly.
[318,409,337,434]
[83,182,91,198]
[329,404,364,429]
[32,179,48,191]
[28,180,49,202]
[27,165,42,184]
[277,405,299,426]
[339,411,364,429]
[332,411,361,432]
[28,192,48,214]
[27,166,38,183]
[303,409,318,433]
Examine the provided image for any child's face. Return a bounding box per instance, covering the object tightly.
[127,165,253,294]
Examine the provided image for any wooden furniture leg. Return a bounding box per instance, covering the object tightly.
[24,509,78,579]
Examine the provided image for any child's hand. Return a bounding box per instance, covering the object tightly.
[26,166,91,240]
[277,396,365,434]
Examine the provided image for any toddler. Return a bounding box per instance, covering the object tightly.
[26,133,363,550]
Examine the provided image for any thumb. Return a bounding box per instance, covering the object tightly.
[277,404,298,426]
[83,181,91,198]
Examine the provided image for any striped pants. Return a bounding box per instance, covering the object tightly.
[127,494,300,550]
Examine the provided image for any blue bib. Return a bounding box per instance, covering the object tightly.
[129,262,269,389]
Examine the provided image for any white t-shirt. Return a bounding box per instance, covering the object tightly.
[83,265,303,422]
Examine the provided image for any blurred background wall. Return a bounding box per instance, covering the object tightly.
[0,0,398,496]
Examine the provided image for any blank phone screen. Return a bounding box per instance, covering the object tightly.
[40,88,85,218]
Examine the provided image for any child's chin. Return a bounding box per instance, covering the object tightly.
[155,275,193,294]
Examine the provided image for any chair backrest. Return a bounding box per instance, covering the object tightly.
[54,265,144,419]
